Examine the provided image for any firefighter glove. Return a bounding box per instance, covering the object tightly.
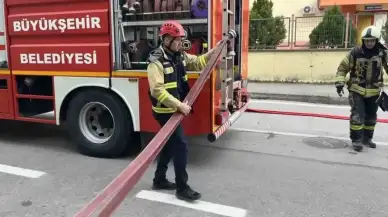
[335,82,345,97]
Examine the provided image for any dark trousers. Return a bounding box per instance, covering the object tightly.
[348,91,379,142]
[153,114,189,190]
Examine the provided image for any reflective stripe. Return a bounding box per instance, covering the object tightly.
[163,62,172,67]
[182,60,187,66]
[350,124,363,130]
[157,90,169,103]
[164,67,174,74]
[349,84,380,97]
[152,106,177,113]
[164,82,177,89]
[365,89,380,96]
[350,124,375,130]
[198,55,206,68]
[335,75,346,82]
[350,84,364,94]
[155,83,177,108]
[363,125,375,130]
[183,75,188,81]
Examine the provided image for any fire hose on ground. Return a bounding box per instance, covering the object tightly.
[73,31,238,217]
[246,108,388,123]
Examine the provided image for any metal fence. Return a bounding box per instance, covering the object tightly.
[249,13,357,50]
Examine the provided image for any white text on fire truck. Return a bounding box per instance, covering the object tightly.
[13,15,102,33]
[20,51,98,64]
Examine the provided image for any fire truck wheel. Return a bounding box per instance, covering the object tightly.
[66,89,135,158]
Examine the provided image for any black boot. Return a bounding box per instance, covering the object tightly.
[352,141,363,152]
[364,140,376,148]
[350,128,364,152]
[176,186,201,201]
[152,179,177,190]
[363,129,376,148]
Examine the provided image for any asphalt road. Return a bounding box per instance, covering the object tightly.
[1,100,388,217]
[240,99,388,143]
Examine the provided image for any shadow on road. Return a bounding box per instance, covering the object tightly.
[0,120,77,153]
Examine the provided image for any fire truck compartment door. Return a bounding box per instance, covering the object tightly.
[0,75,13,115]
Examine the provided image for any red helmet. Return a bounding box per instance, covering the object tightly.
[159,20,186,37]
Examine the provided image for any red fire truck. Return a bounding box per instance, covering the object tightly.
[0,0,249,158]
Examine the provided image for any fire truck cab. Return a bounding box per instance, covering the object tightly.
[0,0,249,158]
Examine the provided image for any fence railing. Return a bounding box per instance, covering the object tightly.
[249,13,358,50]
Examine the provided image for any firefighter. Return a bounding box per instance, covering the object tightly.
[147,20,222,201]
[335,25,388,152]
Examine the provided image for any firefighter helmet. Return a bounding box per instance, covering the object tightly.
[159,20,186,37]
[376,91,388,112]
[361,25,381,40]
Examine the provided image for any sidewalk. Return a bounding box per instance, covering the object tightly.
[247,82,349,105]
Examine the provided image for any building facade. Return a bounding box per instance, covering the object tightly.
[249,0,388,46]
[319,0,388,44]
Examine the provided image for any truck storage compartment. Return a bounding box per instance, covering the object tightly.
[113,0,215,71]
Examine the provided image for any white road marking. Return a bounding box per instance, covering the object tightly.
[231,128,388,146]
[135,190,248,217]
[250,99,349,109]
[0,164,46,178]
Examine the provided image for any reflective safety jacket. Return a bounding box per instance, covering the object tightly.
[147,46,208,114]
[335,46,388,97]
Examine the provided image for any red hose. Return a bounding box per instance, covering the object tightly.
[246,108,388,123]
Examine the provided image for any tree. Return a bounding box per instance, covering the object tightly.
[249,0,287,49]
[309,5,356,48]
[381,20,388,45]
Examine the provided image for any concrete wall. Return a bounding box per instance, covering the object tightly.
[247,50,388,83]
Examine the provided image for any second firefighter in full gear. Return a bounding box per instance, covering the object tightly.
[335,25,388,152]
[147,20,223,201]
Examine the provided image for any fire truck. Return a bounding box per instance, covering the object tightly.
[0,0,249,158]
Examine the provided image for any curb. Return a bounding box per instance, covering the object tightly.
[249,92,349,105]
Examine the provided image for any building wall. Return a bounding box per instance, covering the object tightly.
[353,4,388,45]
[247,50,388,83]
[356,4,388,11]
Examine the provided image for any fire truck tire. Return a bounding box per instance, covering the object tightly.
[66,89,135,158]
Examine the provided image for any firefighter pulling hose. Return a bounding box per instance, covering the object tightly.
[73,22,238,217]
[147,20,229,201]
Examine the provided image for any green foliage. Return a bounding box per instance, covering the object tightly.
[309,5,356,48]
[382,20,388,45]
[249,0,287,49]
